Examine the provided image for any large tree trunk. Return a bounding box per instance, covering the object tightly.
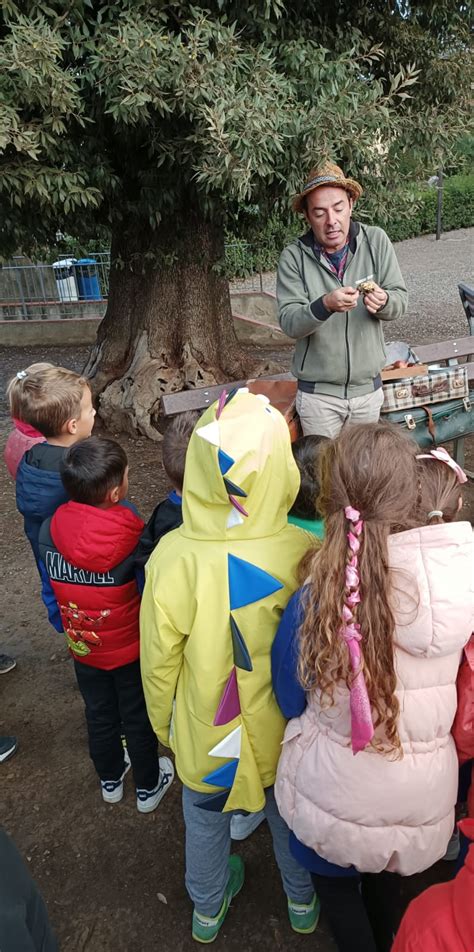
[84,213,252,439]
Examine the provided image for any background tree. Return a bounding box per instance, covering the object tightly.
[0,0,471,437]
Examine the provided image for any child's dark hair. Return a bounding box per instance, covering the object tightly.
[61,437,127,505]
[162,411,199,491]
[290,435,328,520]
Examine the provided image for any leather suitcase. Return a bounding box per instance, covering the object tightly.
[383,394,473,447]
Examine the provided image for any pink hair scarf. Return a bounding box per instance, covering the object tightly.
[340,505,374,755]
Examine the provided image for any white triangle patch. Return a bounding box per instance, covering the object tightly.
[255,393,270,404]
[226,506,244,528]
[237,387,249,395]
[209,725,242,759]
[196,421,220,447]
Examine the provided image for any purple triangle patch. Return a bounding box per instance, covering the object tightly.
[213,667,240,726]
[216,390,227,419]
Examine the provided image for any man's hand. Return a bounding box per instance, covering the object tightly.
[323,286,359,313]
[363,283,388,315]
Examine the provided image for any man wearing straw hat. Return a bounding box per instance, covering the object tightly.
[277,161,407,437]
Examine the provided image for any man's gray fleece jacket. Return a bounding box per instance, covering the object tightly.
[277,221,407,398]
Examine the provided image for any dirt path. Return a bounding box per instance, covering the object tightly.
[1,227,473,951]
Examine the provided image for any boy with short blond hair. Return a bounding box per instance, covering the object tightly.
[15,364,96,566]
[4,361,51,478]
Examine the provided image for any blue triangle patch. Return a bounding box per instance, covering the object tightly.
[230,615,253,671]
[223,477,247,498]
[195,790,230,812]
[202,759,239,789]
[218,449,234,476]
[228,554,283,610]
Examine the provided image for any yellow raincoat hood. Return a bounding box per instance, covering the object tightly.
[182,390,300,540]
[140,390,311,812]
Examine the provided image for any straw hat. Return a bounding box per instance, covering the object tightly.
[292,161,363,214]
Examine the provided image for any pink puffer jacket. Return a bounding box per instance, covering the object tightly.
[4,420,45,478]
[275,522,474,876]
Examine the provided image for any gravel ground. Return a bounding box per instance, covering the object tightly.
[231,226,473,345]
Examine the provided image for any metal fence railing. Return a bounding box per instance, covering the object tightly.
[0,248,275,321]
[0,253,110,321]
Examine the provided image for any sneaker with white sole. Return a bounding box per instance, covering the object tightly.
[136,756,174,813]
[230,810,265,841]
[0,654,16,675]
[192,855,244,943]
[101,758,131,804]
[288,893,320,934]
[0,736,18,763]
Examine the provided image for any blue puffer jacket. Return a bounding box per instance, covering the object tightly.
[16,450,69,567]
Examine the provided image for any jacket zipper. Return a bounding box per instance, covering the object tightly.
[344,313,350,397]
[301,244,354,390]
[301,337,310,371]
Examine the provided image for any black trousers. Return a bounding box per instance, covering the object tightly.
[312,870,402,952]
[74,659,159,790]
[0,827,58,952]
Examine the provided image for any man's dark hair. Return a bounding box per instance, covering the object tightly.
[61,436,128,505]
[162,410,199,491]
[290,435,328,520]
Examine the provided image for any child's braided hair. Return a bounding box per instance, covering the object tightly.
[298,422,419,755]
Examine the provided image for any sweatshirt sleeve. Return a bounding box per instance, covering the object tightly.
[371,228,408,322]
[38,560,63,634]
[139,571,186,748]
[272,589,307,718]
[277,245,332,339]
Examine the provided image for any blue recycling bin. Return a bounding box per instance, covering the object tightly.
[75,258,102,301]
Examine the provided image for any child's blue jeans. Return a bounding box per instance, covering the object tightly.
[182,784,314,916]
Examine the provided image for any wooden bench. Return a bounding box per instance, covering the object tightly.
[161,337,474,416]
[160,372,293,417]
[160,337,473,474]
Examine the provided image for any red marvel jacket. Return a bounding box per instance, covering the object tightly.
[392,819,474,952]
[452,635,474,818]
[38,501,144,669]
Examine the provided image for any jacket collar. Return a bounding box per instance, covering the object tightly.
[299,219,360,255]
[50,501,144,572]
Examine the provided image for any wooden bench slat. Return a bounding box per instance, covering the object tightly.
[415,337,474,363]
[161,337,474,418]
[160,372,293,416]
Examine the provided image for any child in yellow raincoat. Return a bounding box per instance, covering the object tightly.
[140,389,319,943]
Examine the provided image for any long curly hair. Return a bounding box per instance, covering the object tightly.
[298,422,419,755]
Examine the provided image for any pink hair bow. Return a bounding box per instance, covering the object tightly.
[340,506,374,755]
[416,446,467,484]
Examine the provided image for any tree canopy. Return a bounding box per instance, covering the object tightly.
[1,1,471,437]
[1,0,471,258]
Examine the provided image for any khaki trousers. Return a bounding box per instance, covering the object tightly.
[296,388,384,438]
